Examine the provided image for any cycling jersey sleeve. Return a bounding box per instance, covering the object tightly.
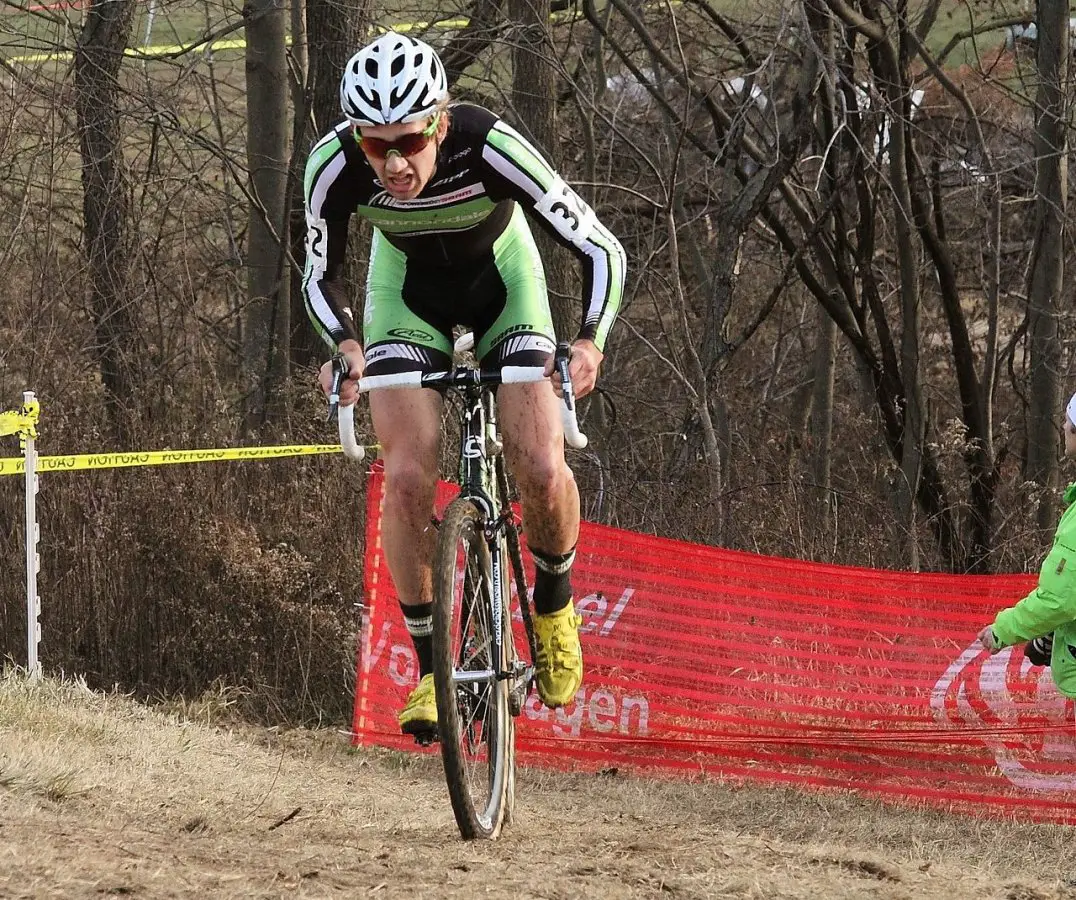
[479,116,626,352]
[302,126,362,351]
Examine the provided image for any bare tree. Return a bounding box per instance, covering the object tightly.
[74,0,139,438]
[243,0,290,428]
[506,0,574,334]
[306,0,369,137]
[803,2,840,533]
[442,0,506,86]
[758,0,1045,571]
[583,0,825,541]
[1025,0,1067,527]
[289,0,371,370]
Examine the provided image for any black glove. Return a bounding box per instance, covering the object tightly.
[1024,633,1054,666]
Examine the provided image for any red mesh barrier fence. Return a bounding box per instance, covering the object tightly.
[352,468,1076,823]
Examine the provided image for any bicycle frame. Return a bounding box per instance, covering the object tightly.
[453,380,512,689]
[425,369,535,706]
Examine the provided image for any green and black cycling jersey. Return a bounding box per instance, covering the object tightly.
[302,103,626,367]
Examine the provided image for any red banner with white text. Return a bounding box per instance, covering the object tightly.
[352,468,1076,823]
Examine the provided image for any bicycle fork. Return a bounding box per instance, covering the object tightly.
[484,516,534,718]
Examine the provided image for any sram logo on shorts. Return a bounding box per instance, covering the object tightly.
[387,327,434,342]
[932,641,1076,791]
[487,323,535,347]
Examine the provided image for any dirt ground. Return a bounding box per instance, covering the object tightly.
[2,675,1076,900]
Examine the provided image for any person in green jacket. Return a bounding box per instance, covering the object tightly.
[979,392,1076,698]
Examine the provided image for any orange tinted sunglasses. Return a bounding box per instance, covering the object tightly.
[358,114,440,160]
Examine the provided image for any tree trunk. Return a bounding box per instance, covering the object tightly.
[285,0,313,373]
[806,3,838,534]
[856,7,925,569]
[243,0,290,429]
[506,0,573,335]
[74,0,138,439]
[291,0,370,370]
[306,0,367,139]
[1026,0,1068,528]
[808,306,838,526]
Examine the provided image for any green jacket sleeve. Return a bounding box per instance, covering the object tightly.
[991,487,1076,647]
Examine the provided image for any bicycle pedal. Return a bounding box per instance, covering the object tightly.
[509,690,524,718]
[509,680,531,717]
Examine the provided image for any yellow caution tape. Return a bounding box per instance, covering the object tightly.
[0,411,29,437]
[0,442,377,477]
[0,399,39,445]
[384,18,470,34]
[7,37,250,65]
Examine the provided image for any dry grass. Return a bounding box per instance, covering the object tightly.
[3,670,1076,899]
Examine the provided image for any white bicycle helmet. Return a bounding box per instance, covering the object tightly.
[340,32,448,126]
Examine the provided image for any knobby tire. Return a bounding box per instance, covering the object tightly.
[432,498,512,839]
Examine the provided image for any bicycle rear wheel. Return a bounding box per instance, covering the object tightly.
[432,498,511,839]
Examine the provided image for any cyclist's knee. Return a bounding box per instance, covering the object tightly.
[515,453,574,507]
[383,455,437,509]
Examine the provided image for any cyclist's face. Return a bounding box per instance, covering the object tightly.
[359,114,446,200]
[1066,416,1076,458]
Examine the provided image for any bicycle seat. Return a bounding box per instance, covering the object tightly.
[453,332,475,354]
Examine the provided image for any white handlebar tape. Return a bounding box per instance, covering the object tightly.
[358,372,424,392]
[499,366,548,384]
[337,403,365,461]
[561,404,588,449]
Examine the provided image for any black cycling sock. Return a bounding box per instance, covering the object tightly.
[400,601,435,677]
[530,545,575,616]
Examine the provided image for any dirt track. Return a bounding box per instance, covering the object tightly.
[2,676,1076,899]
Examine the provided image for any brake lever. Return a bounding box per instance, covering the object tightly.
[554,342,575,412]
[326,353,349,424]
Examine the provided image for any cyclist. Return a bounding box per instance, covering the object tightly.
[978,392,1076,700]
[302,32,627,736]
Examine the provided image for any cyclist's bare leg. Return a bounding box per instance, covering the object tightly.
[369,388,444,609]
[371,387,444,731]
[498,380,579,558]
[499,379,584,706]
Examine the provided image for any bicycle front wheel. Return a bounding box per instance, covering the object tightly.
[432,498,512,840]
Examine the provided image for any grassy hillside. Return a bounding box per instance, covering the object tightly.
[3,670,1076,898]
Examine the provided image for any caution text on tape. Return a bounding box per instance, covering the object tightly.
[0,443,372,476]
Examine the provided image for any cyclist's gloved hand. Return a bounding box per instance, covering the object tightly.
[978,625,1002,655]
[319,338,364,406]
[1025,633,1054,666]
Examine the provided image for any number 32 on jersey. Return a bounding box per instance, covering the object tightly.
[535,176,597,248]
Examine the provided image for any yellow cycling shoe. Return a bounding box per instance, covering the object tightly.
[398,673,437,735]
[533,604,583,708]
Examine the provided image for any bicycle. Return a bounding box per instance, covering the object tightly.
[329,334,587,839]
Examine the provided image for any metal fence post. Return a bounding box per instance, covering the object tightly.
[22,391,40,681]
